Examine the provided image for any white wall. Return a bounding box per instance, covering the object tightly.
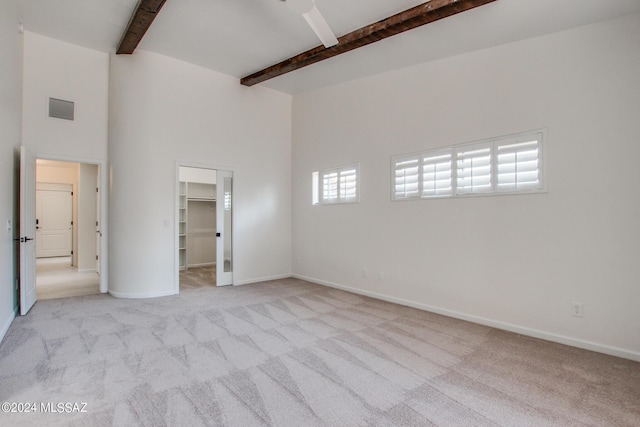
[109,50,292,297]
[22,31,109,291]
[0,0,22,341]
[22,31,109,162]
[292,13,640,360]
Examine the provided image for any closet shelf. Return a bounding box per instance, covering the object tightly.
[179,180,188,271]
[188,197,216,201]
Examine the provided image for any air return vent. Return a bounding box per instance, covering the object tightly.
[48,98,75,121]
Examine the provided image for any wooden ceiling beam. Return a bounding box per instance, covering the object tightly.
[241,0,497,87]
[117,0,167,55]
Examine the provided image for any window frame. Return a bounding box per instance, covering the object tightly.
[312,163,360,205]
[391,130,546,201]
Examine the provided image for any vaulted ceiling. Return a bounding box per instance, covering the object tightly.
[16,0,640,94]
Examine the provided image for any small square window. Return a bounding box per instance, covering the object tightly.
[312,164,360,205]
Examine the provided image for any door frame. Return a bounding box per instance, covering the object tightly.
[34,154,108,294]
[175,161,235,293]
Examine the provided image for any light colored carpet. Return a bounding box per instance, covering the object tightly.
[0,278,638,426]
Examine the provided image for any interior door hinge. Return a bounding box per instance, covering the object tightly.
[96,255,99,260]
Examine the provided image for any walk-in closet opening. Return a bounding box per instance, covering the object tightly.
[178,166,233,289]
[35,160,101,300]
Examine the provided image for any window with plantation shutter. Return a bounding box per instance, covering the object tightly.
[455,143,492,195]
[322,171,339,202]
[394,155,420,199]
[391,130,545,201]
[339,168,358,201]
[496,134,542,192]
[422,151,452,197]
[312,164,360,204]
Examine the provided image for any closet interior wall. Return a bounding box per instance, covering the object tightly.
[179,175,217,270]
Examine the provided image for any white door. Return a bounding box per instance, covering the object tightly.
[20,146,37,315]
[216,170,233,286]
[96,167,101,275]
[36,184,72,258]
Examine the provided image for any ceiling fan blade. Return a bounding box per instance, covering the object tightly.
[302,5,338,48]
[285,0,338,48]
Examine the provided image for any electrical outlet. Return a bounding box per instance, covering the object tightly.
[361,269,367,279]
[572,302,584,317]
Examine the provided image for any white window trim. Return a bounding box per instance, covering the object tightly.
[391,129,546,201]
[313,163,360,205]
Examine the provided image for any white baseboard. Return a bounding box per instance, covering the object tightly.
[108,289,177,299]
[0,308,17,344]
[77,268,96,274]
[186,262,215,268]
[293,274,640,362]
[234,273,292,286]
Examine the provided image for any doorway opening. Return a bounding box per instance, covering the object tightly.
[35,160,100,300]
[177,165,233,290]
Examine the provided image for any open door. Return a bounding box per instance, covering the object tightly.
[96,166,101,276]
[216,170,233,286]
[20,146,37,315]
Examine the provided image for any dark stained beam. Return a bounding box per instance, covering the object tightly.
[241,0,497,86]
[117,0,167,54]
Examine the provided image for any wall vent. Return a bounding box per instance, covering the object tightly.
[48,98,75,121]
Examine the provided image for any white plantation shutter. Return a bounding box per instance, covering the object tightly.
[392,131,545,201]
[393,156,420,199]
[456,143,492,195]
[315,164,359,204]
[339,168,358,201]
[422,151,452,197]
[496,135,542,192]
[322,171,338,202]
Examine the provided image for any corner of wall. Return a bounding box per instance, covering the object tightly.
[0,0,24,343]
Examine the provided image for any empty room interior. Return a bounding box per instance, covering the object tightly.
[1,0,639,425]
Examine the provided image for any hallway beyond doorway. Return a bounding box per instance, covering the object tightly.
[36,256,99,300]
